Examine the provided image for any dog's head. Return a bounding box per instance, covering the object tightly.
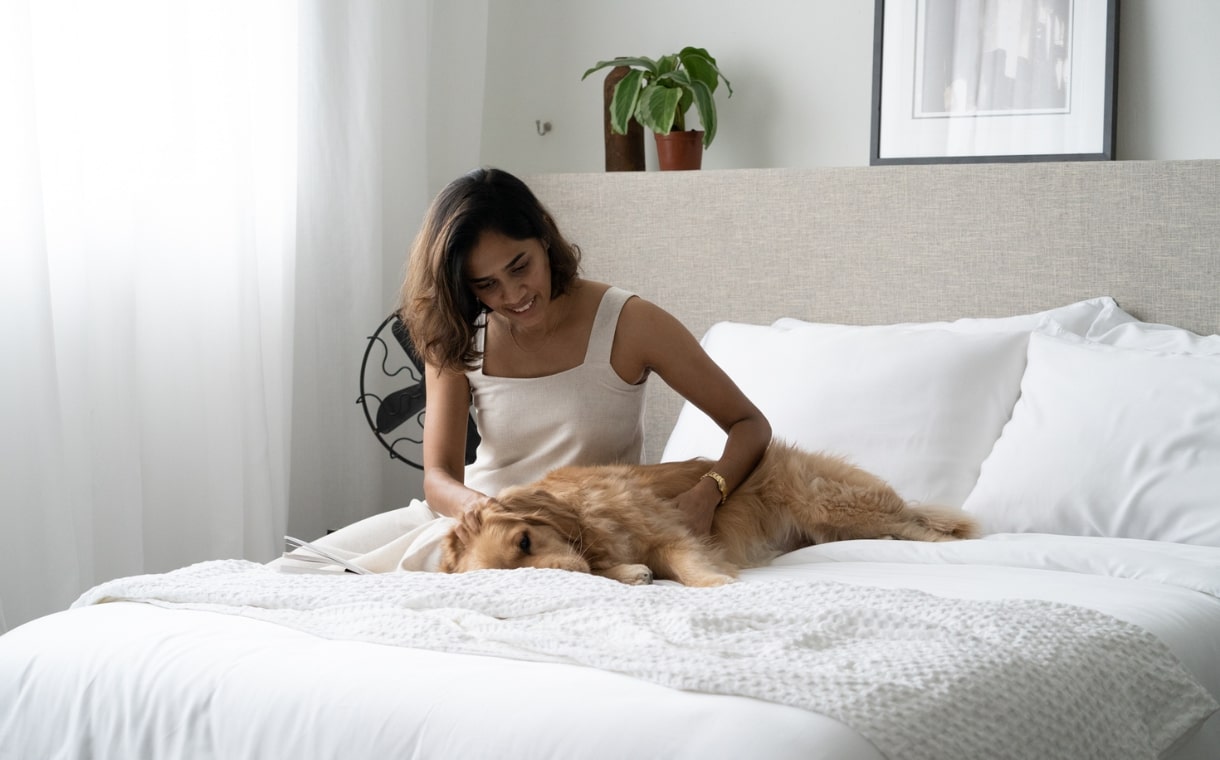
[439,486,589,575]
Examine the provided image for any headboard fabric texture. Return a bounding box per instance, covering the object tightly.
[527,160,1219,462]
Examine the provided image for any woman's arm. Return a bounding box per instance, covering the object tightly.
[420,364,490,520]
[614,298,772,535]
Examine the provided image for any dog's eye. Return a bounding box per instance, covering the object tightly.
[518,531,531,555]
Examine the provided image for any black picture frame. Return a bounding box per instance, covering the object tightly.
[870,0,1119,165]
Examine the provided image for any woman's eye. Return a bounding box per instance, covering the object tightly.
[518,532,531,554]
[510,263,527,275]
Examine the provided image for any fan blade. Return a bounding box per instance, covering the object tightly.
[376,384,426,434]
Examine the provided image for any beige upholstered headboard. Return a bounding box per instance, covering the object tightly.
[528,160,1220,462]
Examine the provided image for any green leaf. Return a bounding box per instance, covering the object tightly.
[635,84,682,135]
[678,46,715,64]
[580,56,658,81]
[677,47,733,98]
[657,70,692,88]
[657,70,694,123]
[680,54,719,94]
[656,54,679,77]
[608,69,644,135]
[689,78,716,147]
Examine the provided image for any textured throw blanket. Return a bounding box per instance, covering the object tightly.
[75,560,1216,760]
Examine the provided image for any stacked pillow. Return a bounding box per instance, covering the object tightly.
[961,317,1220,546]
[662,297,1220,547]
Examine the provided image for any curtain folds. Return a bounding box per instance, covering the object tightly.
[0,0,428,633]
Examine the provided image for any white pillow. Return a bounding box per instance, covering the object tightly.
[1086,314,1220,355]
[961,326,1220,546]
[771,296,1125,336]
[662,322,1028,508]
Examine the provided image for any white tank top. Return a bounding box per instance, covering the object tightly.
[464,287,647,496]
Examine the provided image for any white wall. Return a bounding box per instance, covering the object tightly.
[471,0,1220,176]
[1116,0,1220,159]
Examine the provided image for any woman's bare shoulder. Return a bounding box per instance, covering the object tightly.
[617,292,680,329]
[613,293,699,371]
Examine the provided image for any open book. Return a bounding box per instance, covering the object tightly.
[281,536,372,575]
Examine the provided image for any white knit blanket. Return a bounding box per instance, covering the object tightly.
[75,560,1216,760]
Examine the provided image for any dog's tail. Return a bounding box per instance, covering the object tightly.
[908,504,979,540]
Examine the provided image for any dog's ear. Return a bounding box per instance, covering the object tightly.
[440,499,497,573]
[438,529,462,573]
[455,497,500,542]
[459,504,484,536]
[508,487,583,541]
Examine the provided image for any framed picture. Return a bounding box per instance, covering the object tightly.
[870,0,1119,165]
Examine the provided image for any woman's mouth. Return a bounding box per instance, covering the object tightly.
[508,296,536,314]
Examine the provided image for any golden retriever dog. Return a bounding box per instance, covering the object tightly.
[440,440,978,587]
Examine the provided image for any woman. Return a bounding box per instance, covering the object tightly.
[403,167,769,539]
[278,168,769,573]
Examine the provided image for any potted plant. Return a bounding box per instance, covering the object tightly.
[582,47,732,170]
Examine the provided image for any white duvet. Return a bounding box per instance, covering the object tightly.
[3,534,1219,760]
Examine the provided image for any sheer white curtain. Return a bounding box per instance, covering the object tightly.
[0,0,430,633]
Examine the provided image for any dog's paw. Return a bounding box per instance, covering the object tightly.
[685,573,737,588]
[603,563,654,585]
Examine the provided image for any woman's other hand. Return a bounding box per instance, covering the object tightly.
[674,475,722,536]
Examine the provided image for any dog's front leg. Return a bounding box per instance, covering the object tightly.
[596,563,655,585]
[651,543,737,587]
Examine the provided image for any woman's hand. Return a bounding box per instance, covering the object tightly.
[452,493,496,544]
[674,475,723,536]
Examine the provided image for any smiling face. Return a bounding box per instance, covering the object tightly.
[464,230,554,330]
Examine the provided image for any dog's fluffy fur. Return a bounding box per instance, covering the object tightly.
[440,440,978,587]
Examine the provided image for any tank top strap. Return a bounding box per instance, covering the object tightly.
[583,287,634,365]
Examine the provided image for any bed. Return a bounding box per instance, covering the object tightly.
[2,160,1219,760]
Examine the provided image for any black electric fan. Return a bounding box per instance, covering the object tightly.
[357,313,479,469]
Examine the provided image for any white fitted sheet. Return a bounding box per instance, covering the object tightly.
[1,534,1218,760]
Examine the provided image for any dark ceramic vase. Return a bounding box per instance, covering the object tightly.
[603,66,645,172]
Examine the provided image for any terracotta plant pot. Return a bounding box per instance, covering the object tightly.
[654,130,704,171]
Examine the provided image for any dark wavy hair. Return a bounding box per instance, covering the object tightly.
[399,168,582,372]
